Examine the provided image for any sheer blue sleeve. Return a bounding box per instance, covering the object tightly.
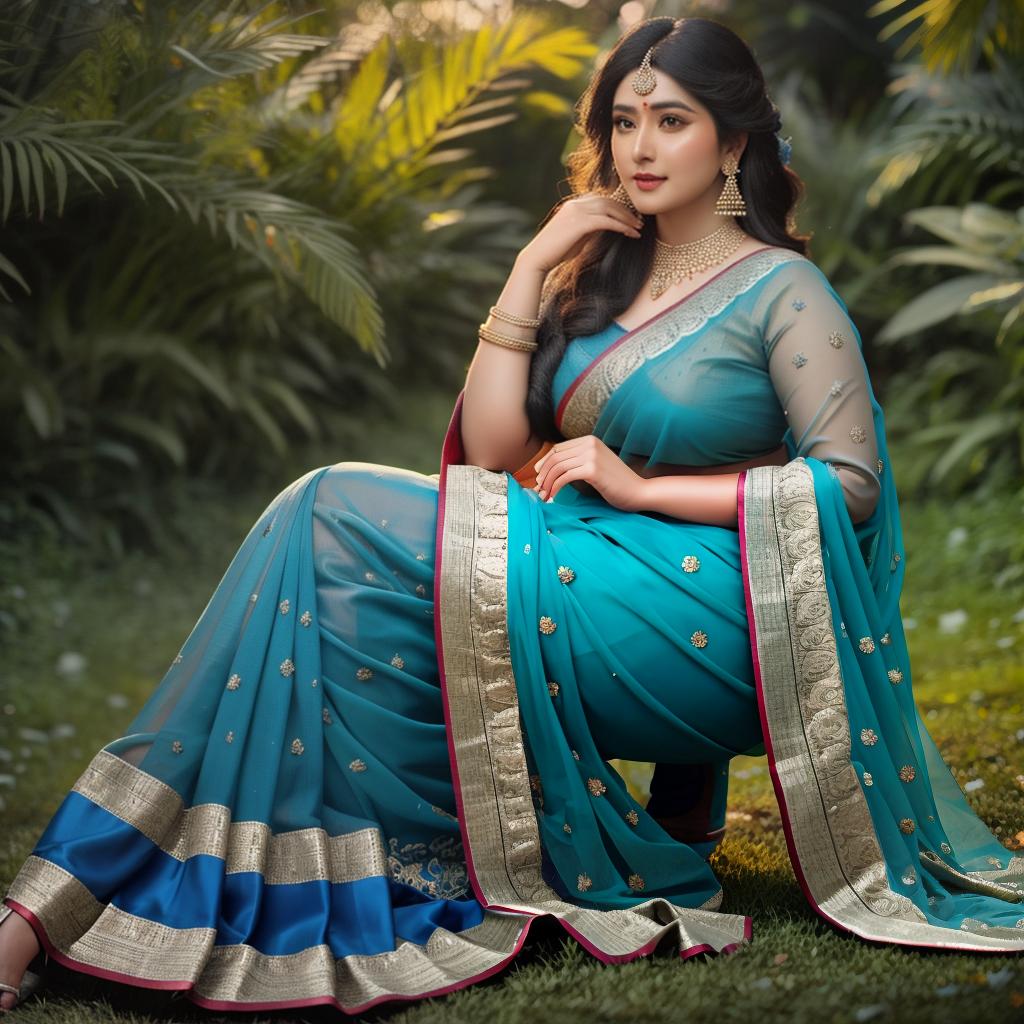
[761,260,881,524]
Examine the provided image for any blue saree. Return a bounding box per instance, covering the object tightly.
[2,245,1021,1015]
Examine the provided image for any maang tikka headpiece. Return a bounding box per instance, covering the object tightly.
[631,44,658,96]
[630,42,792,166]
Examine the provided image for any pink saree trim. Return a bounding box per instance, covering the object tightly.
[433,388,492,912]
[554,246,776,431]
[5,897,537,1016]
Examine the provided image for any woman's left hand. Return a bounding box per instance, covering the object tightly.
[532,435,647,511]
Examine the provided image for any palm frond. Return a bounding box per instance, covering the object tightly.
[867,0,1024,74]
[866,53,1024,205]
[334,13,596,208]
[169,0,330,81]
[0,101,185,220]
[154,174,385,358]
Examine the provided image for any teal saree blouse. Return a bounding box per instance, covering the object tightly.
[2,247,1021,1017]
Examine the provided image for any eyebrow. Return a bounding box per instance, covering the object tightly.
[612,100,697,114]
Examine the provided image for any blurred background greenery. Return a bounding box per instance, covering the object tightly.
[1,0,1022,558]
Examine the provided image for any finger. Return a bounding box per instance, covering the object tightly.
[598,212,643,237]
[537,440,582,487]
[600,200,644,229]
[544,462,586,500]
[539,458,584,498]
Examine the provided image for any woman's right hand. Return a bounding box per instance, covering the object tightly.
[519,192,644,273]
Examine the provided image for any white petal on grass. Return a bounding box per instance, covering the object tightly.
[50,723,76,739]
[18,727,49,743]
[938,609,968,634]
[964,779,985,792]
[996,636,1016,649]
[1012,607,1024,624]
[56,651,87,677]
[903,617,917,630]
[106,693,129,709]
[946,526,967,547]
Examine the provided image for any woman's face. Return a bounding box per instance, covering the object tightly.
[608,70,737,214]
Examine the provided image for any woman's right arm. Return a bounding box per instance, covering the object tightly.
[460,254,549,472]
[460,193,644,472]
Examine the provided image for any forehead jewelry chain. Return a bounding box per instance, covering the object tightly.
[632,44,658,95]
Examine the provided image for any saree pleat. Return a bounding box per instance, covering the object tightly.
[435,443,752,960]
[3,464,537,1013]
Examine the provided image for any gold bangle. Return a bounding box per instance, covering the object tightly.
[478,323,538,352]
[489,305,541,328]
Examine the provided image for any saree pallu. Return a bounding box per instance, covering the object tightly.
[4,253,1023,1017]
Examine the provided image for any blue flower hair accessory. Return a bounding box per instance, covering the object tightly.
[776,132,792,166]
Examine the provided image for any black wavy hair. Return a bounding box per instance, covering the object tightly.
[524,15,809,442]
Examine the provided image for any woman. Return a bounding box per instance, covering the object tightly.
[2,14,1022,1017]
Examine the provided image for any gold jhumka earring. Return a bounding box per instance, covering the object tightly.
[714,154,747,217]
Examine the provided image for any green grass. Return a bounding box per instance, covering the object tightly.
[2,397,1023,1023]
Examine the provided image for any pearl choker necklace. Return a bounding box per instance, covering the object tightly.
[649,220,747,299]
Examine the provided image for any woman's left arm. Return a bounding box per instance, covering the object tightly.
[531,436,743,527]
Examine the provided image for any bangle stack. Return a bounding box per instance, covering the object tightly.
[478,304,540,352]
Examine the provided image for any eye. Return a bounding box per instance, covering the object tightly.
[613,115,685,130]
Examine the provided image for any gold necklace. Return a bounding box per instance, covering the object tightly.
[649,219,747,299]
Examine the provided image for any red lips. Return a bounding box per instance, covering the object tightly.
[634,174,666,181]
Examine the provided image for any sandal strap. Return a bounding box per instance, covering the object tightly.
[0,981,20,995]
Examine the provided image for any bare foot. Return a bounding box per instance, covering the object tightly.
[0,910,42,1013]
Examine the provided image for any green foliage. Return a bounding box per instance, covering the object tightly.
[867,0,1024,74]
[0,0,596,553]
[870,202,1024,493]
[865,52,1024,208]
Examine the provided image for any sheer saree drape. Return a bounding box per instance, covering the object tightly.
[3,245,1021,1019]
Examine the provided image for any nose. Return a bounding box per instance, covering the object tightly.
[631,116,656,163]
